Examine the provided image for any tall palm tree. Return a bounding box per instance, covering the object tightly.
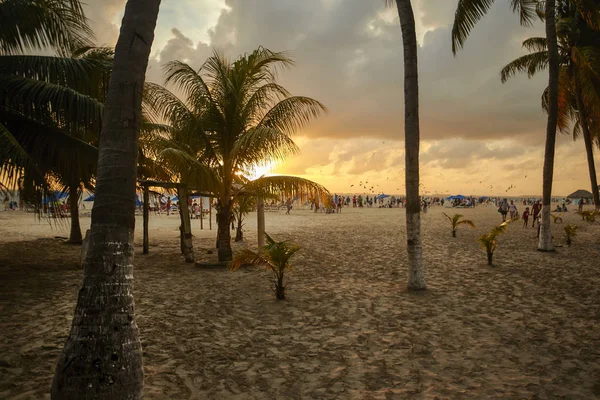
[387,0,426,290]
[143,48,327,262]
[539,0,560,251]
[51,0,162,398]
[501,0,600,209]
[452,0,560,252]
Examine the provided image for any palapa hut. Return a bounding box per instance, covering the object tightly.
[567,189,593,199]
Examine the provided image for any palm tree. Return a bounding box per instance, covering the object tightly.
[477,221,510,265]
[501,1,600,210]
[0,0,113,244]
[452,0,560,252]
[389,0,426,290]
[51,0,162,398]
[230,232,301,300]
[443,212,476,237]
[143,48,327,262]
[0,48,113,243]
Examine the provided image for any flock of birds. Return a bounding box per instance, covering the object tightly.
[343,174,531,195]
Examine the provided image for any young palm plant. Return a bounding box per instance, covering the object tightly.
[230,233,300,300]
[443,212,476,237]
[477,221,510,266]
[564,223,578,246]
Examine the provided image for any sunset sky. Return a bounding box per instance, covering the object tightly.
[85,0,598,196]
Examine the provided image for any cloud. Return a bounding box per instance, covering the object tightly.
[81,0,597,196]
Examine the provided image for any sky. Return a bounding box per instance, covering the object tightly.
[82,0,598,197]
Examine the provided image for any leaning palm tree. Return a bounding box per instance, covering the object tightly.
[143,48,327,262]
[452,0,560,252]
[443,212,476,237]
[387,0,426,290]
[501,0,600,210]
[230,232,301,300]
[51,0,162,398]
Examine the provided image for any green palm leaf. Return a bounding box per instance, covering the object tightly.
[0,0,93,55]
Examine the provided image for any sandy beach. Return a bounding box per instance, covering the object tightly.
[1,205,599,399]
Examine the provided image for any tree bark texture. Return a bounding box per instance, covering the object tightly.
[51,1,161,399]
[396,0,426,290]
[538,0,558,252]
[216,200,233,262]
[235,214,243,242]
[142,186,149,254]
[257,196,265,250]
[575,87,600,210]
[68,183,82,244]
[177,186,194,263]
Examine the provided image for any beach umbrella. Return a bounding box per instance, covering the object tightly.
[41,191,69,204]
[376,194,390,200]
[83,194,95,201]
[448,194,467,200]
[566,189,592,199]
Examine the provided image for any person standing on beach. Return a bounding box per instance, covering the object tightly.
[286,198,292,214]
[499,199,509,221]
[509,200,517,220]
[578,198,584,212]
[166,197,171,216]
[522,207,530,228]
[532,200,541,226]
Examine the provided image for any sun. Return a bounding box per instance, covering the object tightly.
[247,161,278,181]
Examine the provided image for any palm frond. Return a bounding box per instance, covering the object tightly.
[453,0,539,54]
[257,96,327,135]
[229,248,273,271]
[457,220,476,228]
[0,0,94,55]
[500,50,549,82]
[231,126,299,170]
[244,175,329,202]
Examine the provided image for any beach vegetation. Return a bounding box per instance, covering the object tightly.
[443,212,476,237]
[477,221,510,266]
[230,233,300,300]
[143,47,326,262]
[564,224,578,246]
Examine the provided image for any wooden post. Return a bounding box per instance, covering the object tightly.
[200,196,203,230]
[257,196,265,250]
[143,185,149,254]
[209,197,212,230]
[178,185,195,263]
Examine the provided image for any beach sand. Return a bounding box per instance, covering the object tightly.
[0,204,599,399]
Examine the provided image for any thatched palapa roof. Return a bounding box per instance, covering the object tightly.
[566,189,593,199]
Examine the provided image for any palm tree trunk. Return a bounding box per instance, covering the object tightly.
[257,196,265,249]
[575,88,600,210]
[538,0,558,252]
[396,0,425,290]
[217,199,233,261]
[67,182,82,244]
[51,1,161,399]
[178,185,194,263]
[235,213,243,241]
[487,252,493,266]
